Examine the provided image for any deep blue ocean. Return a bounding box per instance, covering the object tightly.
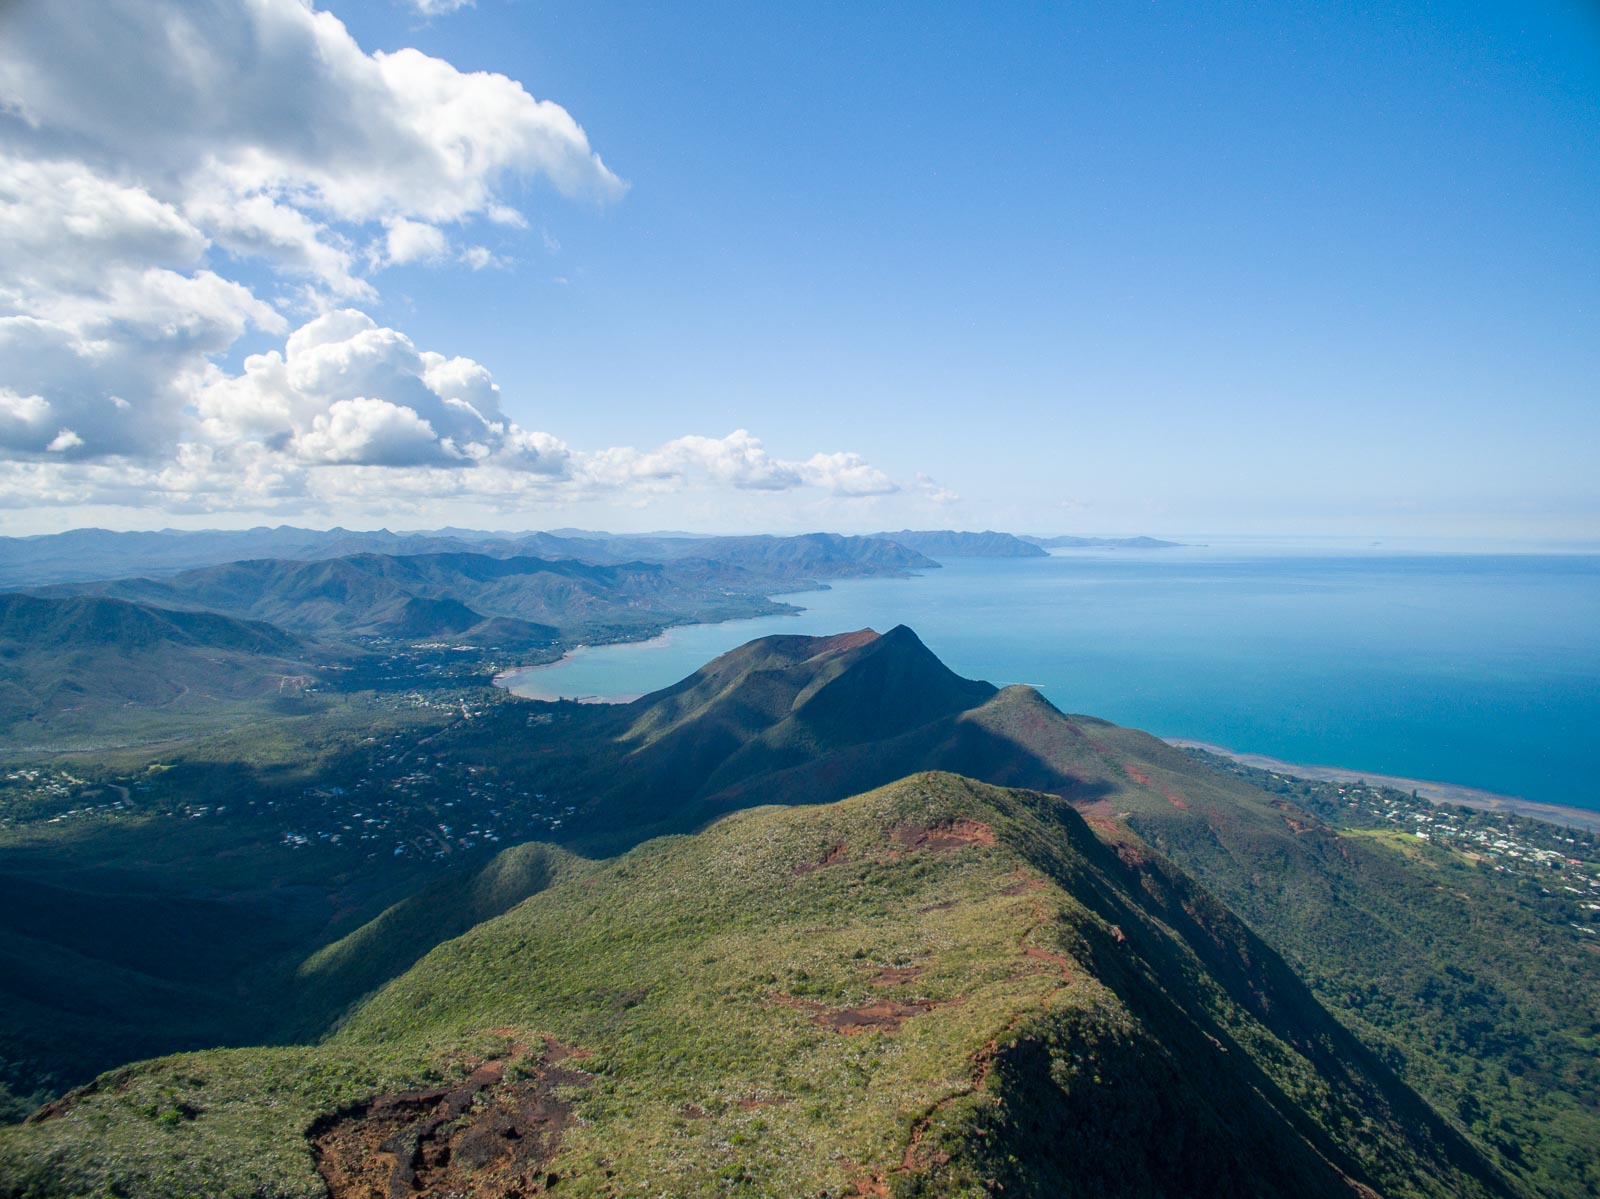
[502,547,1600,811]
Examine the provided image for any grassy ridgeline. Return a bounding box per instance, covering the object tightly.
[0,774,1508,1199]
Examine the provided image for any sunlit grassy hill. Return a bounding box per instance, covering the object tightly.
[0,774,1510,1199]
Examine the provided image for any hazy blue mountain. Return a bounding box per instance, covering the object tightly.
[0,528,934,588]
[1020,534,1184,549]
[871,529,1050,558]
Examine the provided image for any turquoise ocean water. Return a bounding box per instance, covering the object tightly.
[501,548,1600,811]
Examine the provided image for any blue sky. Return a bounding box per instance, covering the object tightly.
[1,0,1595,539]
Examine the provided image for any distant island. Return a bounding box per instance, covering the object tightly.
[1019,534,1185,549]
[870,529,1047,558]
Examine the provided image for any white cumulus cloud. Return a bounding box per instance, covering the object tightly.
[0,0,625,468]
[383,218,450,267]
[799,452,898,497]
[293,397,445,466]
[0,1,911,524]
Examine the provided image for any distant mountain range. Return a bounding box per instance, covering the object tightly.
[39,552,677,646]
[0,526,1182,588]
[870,528,1049,557]
[0,538,940,742]
[0,528,936,589]
[0,526,1167,745]
[28,543,944,645]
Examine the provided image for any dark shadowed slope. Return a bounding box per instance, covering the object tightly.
[444,626,1094,847]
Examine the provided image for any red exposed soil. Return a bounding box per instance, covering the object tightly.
[736,1095,790,1110]
[999,875,1047,896]
[1123,763,1189,809]
[1072,797,1125,827]
[794,842,850,874]
[823,999,938,1034]
[769,991,939,1035]
[867,964,924,987]
[847,1177,892,1197]
[810,629,881,655]
[890,818,997,852]
[309,1036,589,1199]
[1023,945,1074,973]
[1270,800,1317,833]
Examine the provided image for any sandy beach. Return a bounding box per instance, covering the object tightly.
[1166,738,1600,832]
[494,647,644,704]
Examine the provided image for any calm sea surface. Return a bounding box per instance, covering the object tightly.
[501,548,1600,810]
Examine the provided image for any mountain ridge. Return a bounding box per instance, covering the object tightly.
[0,627,1592,1195]
[0,773,1513,1198]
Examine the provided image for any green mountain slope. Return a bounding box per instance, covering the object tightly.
[0,774,1511,1199]
[1079,729,1600,1197]
[288,841,592,1037]
[0,593,322,742]
[416,628,1599,1192]
[0,627,1591,1195]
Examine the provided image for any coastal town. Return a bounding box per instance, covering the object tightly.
[1187,749,1600,935]
[0,690,572,865]
[12,733,1600,940]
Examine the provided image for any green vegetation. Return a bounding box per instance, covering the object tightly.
[0,775,1510,1197]
[291,840,592,1037]
[1091,735,1600,1197]
[0,592,327,747]
[0,622,1593,1195]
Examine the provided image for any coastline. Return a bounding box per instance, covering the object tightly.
[494,640,656,704]
[1166,738,1600,832]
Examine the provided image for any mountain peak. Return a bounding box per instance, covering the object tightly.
[802,627,881,657]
